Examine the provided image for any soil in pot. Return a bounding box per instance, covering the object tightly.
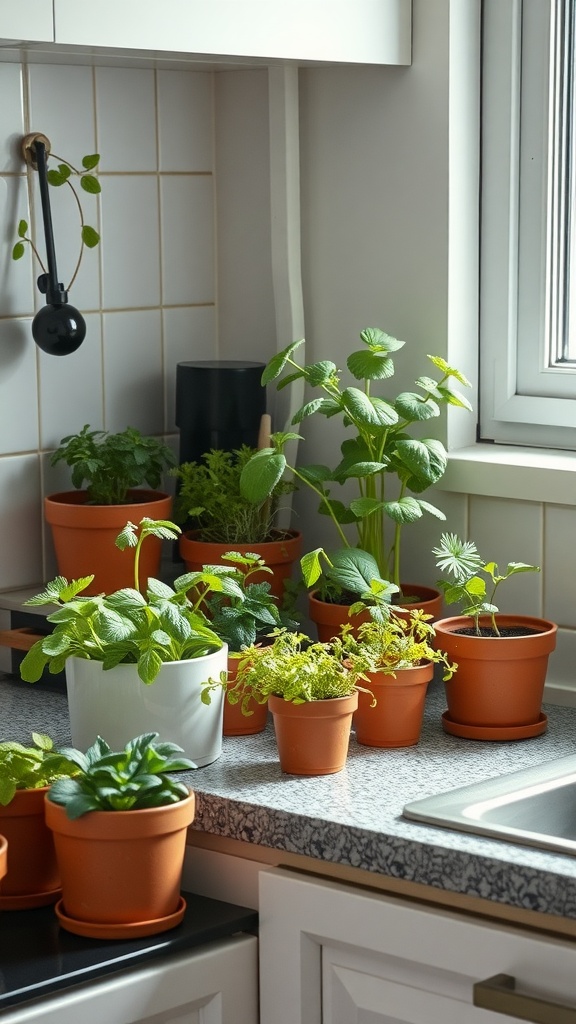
[269,692,358,775]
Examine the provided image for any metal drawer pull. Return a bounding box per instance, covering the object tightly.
[473,973,576,1023]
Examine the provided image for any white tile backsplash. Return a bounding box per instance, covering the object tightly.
[0,64,25,174]
[0,318,38,455]
[157,71,213,172]
[102,309,163,434]
[0,454,43,589]
[27,64,96,161]
[469,495,543,616]
[100,174,161,309]
[0,175,36,318]
[160,175,215,305]
[96,67,157,172]
[163,305,217,431]
[38,312,104,450]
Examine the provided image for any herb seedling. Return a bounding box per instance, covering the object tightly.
[0,733,78,806]
[433,532,540,636]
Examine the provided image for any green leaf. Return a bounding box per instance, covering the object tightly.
[317,498,359,524]
[82,224,100,248]
[47,169,67,186]
[300,548,326,587]
[80,174,101,194]
[349,497,385,519]
[261,339,305,385]
[383,497,423,524]
[414,498,446,520]
[427,354,472,387]
[394,438,447,488]
[341,388,398,428]
[57,163,72,180]
[296,464,333,485]
[436,384,474,411]
[395,392,440,422]
[12,242,25,260]
[239,450,286,504]
[303,360,338,386]
[138,649,164,685]
[347,350,394,381]
[335,461,386,481]
[326,548,383,596]
[82,153,100,170]
[18,219,28,238]
[292,398,333,423]
[359,328,405,353]
[31,732,53,751]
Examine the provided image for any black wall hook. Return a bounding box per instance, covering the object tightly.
[24,134,86,356]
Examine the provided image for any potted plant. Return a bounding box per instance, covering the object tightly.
[228,629,371,775]
[340,610,456,748]
[19,519,234,766]
[299,546,400,641]
[174,445,302,600]
[45,423,176,594]
[240,329,472,632]
[432,533,557,740]
[0,733,77,909]
[202,551,299,736]
[45,732,196,939]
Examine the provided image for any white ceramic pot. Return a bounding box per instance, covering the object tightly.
[65,647,228,766]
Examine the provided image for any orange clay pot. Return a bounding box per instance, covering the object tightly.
[45,490,173,595]
[0,787,60,909]
[0,835,6,886]
[433,615,557,728]
[269,692,358,775]
[45,791,195,936]
[223,658,268,736]
[179,529,302,602]
[309,584,443,643]
[354,663,434,748]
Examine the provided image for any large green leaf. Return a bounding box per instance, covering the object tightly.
[326,548,382,595]
[428,354,472,387]
[382,497,423,523]
[341,388,398,428]
[359,328,405,353]
[334,460,386,481]
[395,392,440,422]
[349,497,385,519]
[437,384,474,411]
[261,339,305,385]
[346,350,394,381]
[292,398,335,423]
[414,498,446,520]
[394,438,447,487]
[239,450,286,504]
[317,498,359,523]
[297,463,333,485]
[303,360,338,385]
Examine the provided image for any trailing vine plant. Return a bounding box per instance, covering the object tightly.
[12,150,101,292]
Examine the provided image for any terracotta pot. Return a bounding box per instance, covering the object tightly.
[0,834,7,886]
[0,787,60,909]
[45,489,173,595]
[355,663,434,748]
[433,615,557,730]
[309,584,443,642]
[179,529,302,601]
[269,692,358,775]
[66,647,227,766]
[223,658,268,736]
[45,791,195,938]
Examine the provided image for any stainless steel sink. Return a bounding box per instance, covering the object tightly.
[403,754,576,855]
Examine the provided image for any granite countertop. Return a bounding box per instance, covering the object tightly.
[4,674,576,923]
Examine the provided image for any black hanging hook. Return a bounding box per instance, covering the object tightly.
[22,133,87,356]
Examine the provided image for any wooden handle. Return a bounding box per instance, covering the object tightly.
[0,628,44,651]
[473,973,576,1023]
[258,413,272,450]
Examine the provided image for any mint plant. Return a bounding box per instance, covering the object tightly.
[433,533,540,636]
[19,518,245,686]
[50,423,176,505]
[13,151,101,293]
[300,546,399,622]
[0,733,78,806]
[240,329,472,594]
[48,733,194,819]
[202,551,297,651]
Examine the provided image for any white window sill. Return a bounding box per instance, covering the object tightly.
[441,444,576,505]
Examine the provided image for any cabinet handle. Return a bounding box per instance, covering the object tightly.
[0,628,44,651]
[473,973,576,1023]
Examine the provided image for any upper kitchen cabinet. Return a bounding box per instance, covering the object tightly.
[0,0,54,42]
[51,0,411,66]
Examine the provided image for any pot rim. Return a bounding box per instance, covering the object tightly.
[44,789,195,839]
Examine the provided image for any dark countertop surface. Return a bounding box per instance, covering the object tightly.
[4,673,576,924]
[0,892,258,1011]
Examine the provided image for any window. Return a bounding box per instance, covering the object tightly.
[480,0,576,448]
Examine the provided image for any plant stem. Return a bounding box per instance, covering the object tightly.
[64,179,85,291]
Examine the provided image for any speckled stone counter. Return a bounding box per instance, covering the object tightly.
[3,674,576,923]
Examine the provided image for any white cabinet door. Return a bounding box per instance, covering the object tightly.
[0,0,54,42]
[259,867,576,1024]
[52,0,411,66]
[2,935,258,1024]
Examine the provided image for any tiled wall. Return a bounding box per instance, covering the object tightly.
[0,61,216,591]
